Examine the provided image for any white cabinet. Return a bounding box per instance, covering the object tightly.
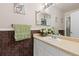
[34,39,73,56]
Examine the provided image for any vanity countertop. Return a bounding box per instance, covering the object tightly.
[33,33,79,56]
[0,28,14,31]
[0,28,40,31]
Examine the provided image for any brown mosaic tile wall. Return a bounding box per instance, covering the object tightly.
[0,30,64,56]
[0,31,33,56]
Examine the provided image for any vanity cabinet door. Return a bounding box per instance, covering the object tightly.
[34,39,73,56]
[34,39,39,56]
[41,41,73,56]
[34,39,51,56]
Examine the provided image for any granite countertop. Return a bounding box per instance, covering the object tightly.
[33,33,79,56]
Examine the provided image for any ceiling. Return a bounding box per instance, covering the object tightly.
[53,3,79,13]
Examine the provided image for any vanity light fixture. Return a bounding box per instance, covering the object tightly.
[39,3,53,10]
[43,3,54,9]
[36,3,54,13]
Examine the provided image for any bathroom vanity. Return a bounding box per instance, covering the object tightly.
[33,34,79,56]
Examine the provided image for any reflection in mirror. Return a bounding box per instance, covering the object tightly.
[35,11,51,26]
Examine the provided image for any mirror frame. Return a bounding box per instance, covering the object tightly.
[35,11,51,26]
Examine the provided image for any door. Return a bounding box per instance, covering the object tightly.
[71,11,79,37]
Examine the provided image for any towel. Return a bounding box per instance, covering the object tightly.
[13,24,31,41]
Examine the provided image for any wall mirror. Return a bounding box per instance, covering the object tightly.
[35,11,51,26]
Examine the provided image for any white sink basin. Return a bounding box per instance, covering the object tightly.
[52,38,62,41]
[42,36,62,41]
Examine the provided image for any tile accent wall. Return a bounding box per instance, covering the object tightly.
[0,31,33,56]
[0,30,64,56]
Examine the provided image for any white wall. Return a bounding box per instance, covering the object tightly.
[0,3,40,28]
[0,3,64,30]
[64,8,79,16]
[45,6,64,30]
